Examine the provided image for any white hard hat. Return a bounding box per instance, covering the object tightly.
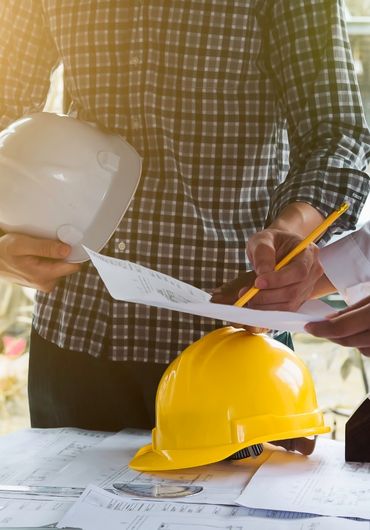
[0,112,142,262]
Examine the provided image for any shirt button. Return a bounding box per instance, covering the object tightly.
[130,55,140,65]
[118,241,127,251]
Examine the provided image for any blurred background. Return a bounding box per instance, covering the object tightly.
[0,1,370,439]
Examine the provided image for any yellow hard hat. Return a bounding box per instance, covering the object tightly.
[130,327,330,471]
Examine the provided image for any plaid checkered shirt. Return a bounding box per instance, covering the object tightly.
[1,1,370,363]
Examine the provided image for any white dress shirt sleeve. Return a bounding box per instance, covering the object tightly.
[319,221,370,305]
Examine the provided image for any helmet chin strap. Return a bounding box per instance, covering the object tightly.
[228,444,264,460]
[227,436,317,461]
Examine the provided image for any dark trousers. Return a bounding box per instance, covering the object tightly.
[28,328,168,431]
[29,328,293,431]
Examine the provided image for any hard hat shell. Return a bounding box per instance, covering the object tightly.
[130,327,330,471]
[0,112,142,262]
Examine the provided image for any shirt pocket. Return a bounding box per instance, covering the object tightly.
[195,2,262,95]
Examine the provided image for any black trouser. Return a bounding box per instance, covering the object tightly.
[28,328,167,430]
[29,327,293,430]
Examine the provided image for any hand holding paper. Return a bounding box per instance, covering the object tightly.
[85,247,331,333]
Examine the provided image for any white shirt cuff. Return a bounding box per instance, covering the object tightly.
[319,223,370,305]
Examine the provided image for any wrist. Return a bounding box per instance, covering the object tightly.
[268,202,324,239]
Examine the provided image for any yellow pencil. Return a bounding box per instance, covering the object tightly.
[234,202,349,308]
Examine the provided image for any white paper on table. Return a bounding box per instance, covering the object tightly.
[0,496,73,528]
[0,427,110,491]
[57,485,369,530]
[50,430,271,506]
[85,248,329,333]
[236,437,370,520]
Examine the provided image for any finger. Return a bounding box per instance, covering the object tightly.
[316,333,370,350]
[7,234,71,259]
[239,284,302,307]
[247,234,276,275]
[255,251,318,290]
[324,331,370,349]
[211,272,256,305]
[247,300,301,312]
[271,437,316,456]
[23,257,81,280]
[211,292,239,305]
[236,324,269,334]
[211,273,255,298]
[306,304,370,339]
[38,280,59,293]
[245,326,269,334]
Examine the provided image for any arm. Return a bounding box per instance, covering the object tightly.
[239,0,370,310]
[264,0,370,237]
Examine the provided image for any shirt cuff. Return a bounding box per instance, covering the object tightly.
[319,227,370,304]
[267,168,370,244]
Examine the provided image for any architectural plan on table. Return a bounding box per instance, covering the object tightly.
[57,485,370,530]
[237,437,370,520]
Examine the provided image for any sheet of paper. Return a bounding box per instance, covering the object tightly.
[57,485,369,530]
[0,496,73,528]
[0,428,110,491]
[49,430,271,506]
[237,437,370,520]
[85,248,328,333]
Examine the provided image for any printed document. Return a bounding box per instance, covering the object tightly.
[57,484,369,530]
[49,430,271,506]
[236,437,370,520]
[0,427,109,488]
[0,497,73,528]
[0,429,269,506]
[86,248,329,333]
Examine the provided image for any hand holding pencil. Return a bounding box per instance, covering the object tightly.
[211,203,348,315]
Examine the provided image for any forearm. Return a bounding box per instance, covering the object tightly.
[268,201,324,238]
[266,1,370,239]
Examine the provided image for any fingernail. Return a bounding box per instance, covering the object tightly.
[255,278,268,289]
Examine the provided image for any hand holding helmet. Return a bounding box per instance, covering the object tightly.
[0,112,142,263]
[0,232,80,292]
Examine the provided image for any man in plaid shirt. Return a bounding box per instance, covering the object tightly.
[0,1,369,430]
